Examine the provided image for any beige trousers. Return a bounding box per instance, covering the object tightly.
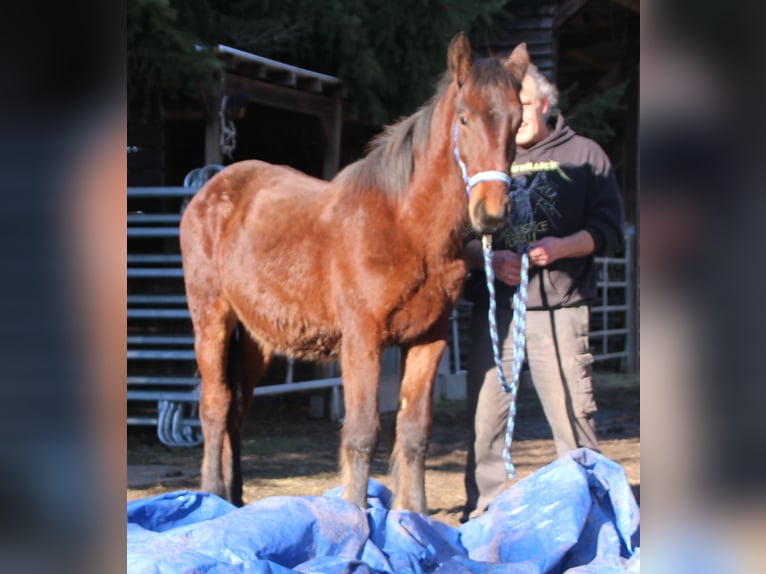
[464,303,599,517]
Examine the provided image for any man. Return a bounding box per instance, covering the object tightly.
[461,64,625,521]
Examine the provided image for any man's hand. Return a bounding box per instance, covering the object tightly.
[528,236,563,267]
[493,250,522,286]
[528,230,596,267]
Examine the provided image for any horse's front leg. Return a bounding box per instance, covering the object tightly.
[391,330,448,513]
[339,330,381,508]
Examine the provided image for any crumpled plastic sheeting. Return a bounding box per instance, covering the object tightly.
[127,448,639,573]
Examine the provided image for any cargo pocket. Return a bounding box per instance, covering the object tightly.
[575,351,597,417]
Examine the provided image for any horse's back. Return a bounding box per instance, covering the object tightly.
[186,159,324,214]
[181,160,328,254]
[180,159,341,358]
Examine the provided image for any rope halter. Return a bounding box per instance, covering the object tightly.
[453,123,511,198]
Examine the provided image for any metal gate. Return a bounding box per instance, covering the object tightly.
[129,169,638,442]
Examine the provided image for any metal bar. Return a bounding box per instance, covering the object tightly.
[601,257,608,359]
[127,295,187,304]
[127,308,191,318]
[594,256,627,265]
[450,308,461,374]
[589,328,629,337]
[127,416,201,428]
[128,228,181,237]
[590,304,628,313]
[127,268,185,278]
[624,224,637,372]
[593,351,628,362]
[127,335,195,345]
[215,44,342,85]
[128,379,344,401]
[128,376,198,386]
[127,415,158,425]
[127,187,198,198]
[127,214,183,224]
[588,229,636,366]
[127,349,196,360]
[253,377,343,396]
[127,255,184,264]
[127,391,200,401]
[285,357,295,385]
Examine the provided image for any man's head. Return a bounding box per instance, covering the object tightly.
[516,64,558,149]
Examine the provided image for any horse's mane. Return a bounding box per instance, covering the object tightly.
[335,73,451,201]
[336,58,517,201]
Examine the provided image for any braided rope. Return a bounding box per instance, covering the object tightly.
[480,235,529,479]
[511,248,529,390]
[481,235,510,394]
[453,125,471,197]
[452,122,527,478]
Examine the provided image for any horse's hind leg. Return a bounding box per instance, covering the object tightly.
[391,335,448,513]
[192,300,240,503]
[224,329,273,498]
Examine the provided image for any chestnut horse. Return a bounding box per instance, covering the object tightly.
[180,32,529,512]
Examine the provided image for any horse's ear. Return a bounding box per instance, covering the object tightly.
[504,42,530,85]
[448,31,473,87]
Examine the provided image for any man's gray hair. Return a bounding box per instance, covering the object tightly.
[526,63,559,110]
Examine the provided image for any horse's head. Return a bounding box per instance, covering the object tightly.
[448,32,529,234]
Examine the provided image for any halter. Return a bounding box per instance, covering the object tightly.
[452,123,511,197]
[453,121,528,479]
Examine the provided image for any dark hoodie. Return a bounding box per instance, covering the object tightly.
[464,114,625,310]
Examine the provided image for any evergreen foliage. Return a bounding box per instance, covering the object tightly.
[128,0,221,121]
[129,0,628,135]
[129,0,506,124]
[558,80,629,146]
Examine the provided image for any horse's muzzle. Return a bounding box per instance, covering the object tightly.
[471,192,510,234]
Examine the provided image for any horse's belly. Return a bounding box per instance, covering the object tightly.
[238,309,342,362]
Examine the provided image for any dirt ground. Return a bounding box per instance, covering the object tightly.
[127,371,639,527]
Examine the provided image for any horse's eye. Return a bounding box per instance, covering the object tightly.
[459,115,468,126]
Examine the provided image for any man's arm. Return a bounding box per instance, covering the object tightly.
[584,148,625,257]
[527,230,595,267]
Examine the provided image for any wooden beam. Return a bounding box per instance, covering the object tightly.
[555,0,591,29]
[560,41,624,70]
[223,73,339,118]
[606,0,640,13]
[204,110,222,166]
[320,98,343,180]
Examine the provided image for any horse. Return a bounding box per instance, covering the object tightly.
[179,32,529,513]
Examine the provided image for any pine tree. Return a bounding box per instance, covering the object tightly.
[558,80,629,146]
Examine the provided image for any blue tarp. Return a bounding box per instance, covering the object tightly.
[127,448,640,573]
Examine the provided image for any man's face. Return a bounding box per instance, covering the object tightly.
[515,75,549,149]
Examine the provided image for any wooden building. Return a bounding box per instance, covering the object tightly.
[128,46,348,187]
[480,0,640,225]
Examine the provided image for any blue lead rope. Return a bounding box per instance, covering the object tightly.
[481,234,529,479]
[453,122,527,478]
